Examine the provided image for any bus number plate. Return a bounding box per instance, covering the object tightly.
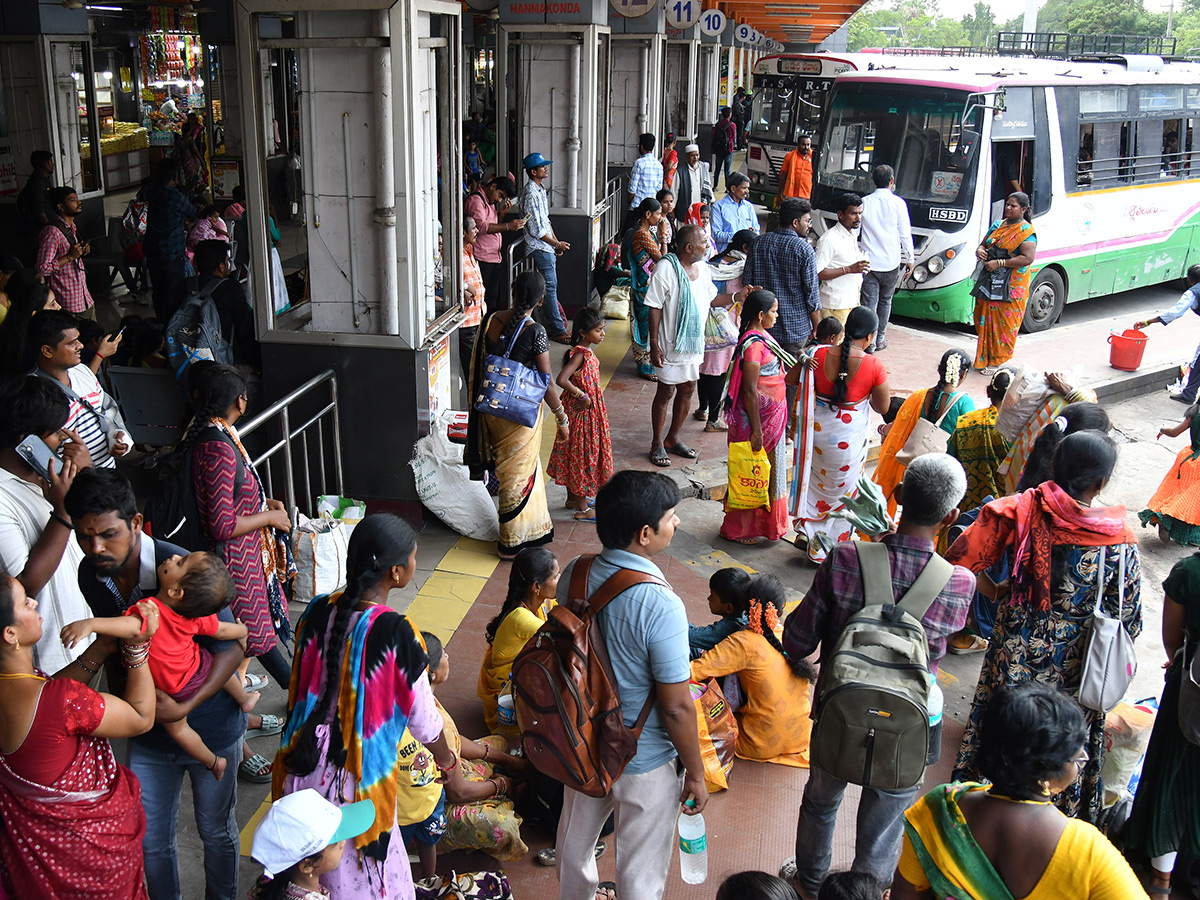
[928,207,967,223]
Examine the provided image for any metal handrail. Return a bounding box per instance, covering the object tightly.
[238,369,343,519]
[595,180,625,250]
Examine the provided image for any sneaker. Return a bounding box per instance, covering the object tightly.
[874,338,888,351]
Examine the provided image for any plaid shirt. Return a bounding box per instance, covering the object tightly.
[144,183,199,262]
[782,533,974,672]
[743,227,821,346]
[628,152,664,209]
[462,245,485,327]
[520,179,554,255]
[37,220,93,313]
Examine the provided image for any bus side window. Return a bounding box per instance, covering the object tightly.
[1077,125,1094,187]
[1187,118,1198,178]
[1162,119,1183,178]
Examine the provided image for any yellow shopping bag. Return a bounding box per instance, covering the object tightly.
[726,441,771,510]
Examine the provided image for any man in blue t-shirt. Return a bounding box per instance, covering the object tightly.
[555,470,708,900]
[66,468,248,900]
[1137,263,1200,403]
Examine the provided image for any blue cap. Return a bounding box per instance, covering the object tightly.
[523,152,552,170]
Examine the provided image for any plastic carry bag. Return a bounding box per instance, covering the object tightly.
[1101,699,1156,807]
[995,367,1051,441]
[691,679,738,792]
[293,514,350,604]
[600,285,631,320]
[410,414,500,542]
[727,441,771,510]
[704,305,739,350]
[316,495,366,536]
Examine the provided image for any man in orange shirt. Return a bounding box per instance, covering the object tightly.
[778,135,813,201]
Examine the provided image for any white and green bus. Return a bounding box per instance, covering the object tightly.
[811,54,1200,331]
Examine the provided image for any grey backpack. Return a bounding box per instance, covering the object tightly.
[810,542,952,791]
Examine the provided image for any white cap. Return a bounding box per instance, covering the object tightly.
[250,789,376,878]
[684,143,700,154]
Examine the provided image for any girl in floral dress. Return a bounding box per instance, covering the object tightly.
[547,309,613,520]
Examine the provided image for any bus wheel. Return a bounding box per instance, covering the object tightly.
[1022,269,1065,333]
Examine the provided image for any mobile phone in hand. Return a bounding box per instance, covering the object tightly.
[16,435,62,481]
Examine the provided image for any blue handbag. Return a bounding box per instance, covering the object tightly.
[473,317,551,428]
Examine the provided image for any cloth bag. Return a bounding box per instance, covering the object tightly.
[415,871,514,900]
[894,392,965,467]
[600,285,631,320]
[690,679,738,792]
[994,366,1050,441]
[473,318,551,428]
[1078,544,1137,713]
[704,305,738,350]
[316,495,366,536]
[410,415,500,542]
[293,514,350,604]
[727,441,771,510]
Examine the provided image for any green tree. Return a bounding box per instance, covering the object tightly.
[961,1,997,48]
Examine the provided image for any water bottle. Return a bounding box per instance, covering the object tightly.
[678,799,708,884]
[927,674,944,728]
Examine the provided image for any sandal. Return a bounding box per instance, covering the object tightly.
[242,673,269,692]
[948,633,988,655]
[246,714,287,737]
[665,442,698,459]
[238,753,273,784]
[693,409,708,421]
[704,422,728,433]
[649,448,671,467]
[573,510,597,522]
[596,881,617,900]
[536,841,607,866]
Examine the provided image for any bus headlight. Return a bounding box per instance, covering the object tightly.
[927,256,944,275]
[911,265,929,283]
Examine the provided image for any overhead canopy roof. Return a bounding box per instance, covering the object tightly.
[716,0,866,46]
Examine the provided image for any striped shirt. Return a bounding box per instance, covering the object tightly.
[520,179,554,255]
[462,245,486,327]
[63,365,117,469]
[0,468,89,673]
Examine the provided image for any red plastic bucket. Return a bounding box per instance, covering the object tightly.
[1108,328,1148,371]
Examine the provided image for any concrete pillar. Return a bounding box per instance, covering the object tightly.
[608,2,665,172]
[664,26,698,141]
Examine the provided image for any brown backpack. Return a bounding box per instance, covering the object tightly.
[510,554,665,798]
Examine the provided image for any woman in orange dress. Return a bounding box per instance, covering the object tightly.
[1141,403,1200,545]
[973,192,1037,374]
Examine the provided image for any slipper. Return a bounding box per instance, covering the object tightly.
[693,410,708,421]
[573,510,597,522]
[665,442,698,459]
[238,753,273,784]
[704,422,728,433]
[243,673,269,692]
[649,448,671,467]
[246,714,286,737]
[949,633,988,655]
[564,498,596,509]
[596,881,617,900]
[721,533,757,545]
[536,841,607,866]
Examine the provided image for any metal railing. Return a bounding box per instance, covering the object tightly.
[239,369,344,520]
[595,177,625,250]
[996,32,1178,58]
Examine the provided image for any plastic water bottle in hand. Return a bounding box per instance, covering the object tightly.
[678,799,708,884]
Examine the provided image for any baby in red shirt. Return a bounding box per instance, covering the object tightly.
[61,551,257,780]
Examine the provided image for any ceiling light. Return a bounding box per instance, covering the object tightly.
[86,5,123,10]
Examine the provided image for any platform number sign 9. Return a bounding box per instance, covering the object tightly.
[666,0,700,29]
[699,8,726,35]
[736,23,754,43]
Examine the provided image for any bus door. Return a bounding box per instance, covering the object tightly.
[990,87,1037,221]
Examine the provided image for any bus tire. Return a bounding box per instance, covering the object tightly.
[1022,269,1065,333]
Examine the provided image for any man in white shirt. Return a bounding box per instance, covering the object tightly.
[31,310,129,469]
[814,193,868,324]
[859,166,914,352]
[628,133,664,210]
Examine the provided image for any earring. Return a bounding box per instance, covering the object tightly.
[1039,781,1052,797]
[12,637,18,652]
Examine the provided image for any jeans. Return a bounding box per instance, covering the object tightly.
[713,153,733,191]
[1182,340,1200,400]
[531,249,566,335]
[130,736,240,900]
[859,266,900,345]
[793,761,919,896]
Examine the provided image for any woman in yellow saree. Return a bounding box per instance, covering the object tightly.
[973,192,1038,373]
[873,349,974,516]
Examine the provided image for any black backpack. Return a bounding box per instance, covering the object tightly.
[143,426,245,551]
[712,120,734,155]
[165,281,234,379]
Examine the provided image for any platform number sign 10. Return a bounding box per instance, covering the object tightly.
[666,0,700,29]
[699,8,726,35]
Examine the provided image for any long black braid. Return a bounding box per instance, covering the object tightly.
[485,547,556,645]
[928,349,971,419]
[284,513,418,777]
[832,307,878,409]
[746,574,817,682]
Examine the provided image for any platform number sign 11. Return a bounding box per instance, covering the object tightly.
[699,8,726,35]
[666,0,700,29]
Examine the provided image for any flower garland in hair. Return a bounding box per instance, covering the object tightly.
[943,353,962,388]
[763,601,779,633]
[748,599,764,635]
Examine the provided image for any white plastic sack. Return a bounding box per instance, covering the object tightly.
[994,367,1050,442]
[1101,700,1156,807]
[410,416,500,542]
[293,514,349,605]
[601,285,630,320]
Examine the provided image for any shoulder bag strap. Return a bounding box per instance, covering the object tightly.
[1093,544,1124,618]
[931,391,966,428]
[854,541,894,609]
[581,557,670,733]
[35,368,111,435]
[501,316,529,360]
[896,553,955,623]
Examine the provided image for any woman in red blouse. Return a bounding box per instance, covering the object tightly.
[0,575,159,898]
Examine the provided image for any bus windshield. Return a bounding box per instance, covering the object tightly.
[750,80,801,144]
[817,85,982,207]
